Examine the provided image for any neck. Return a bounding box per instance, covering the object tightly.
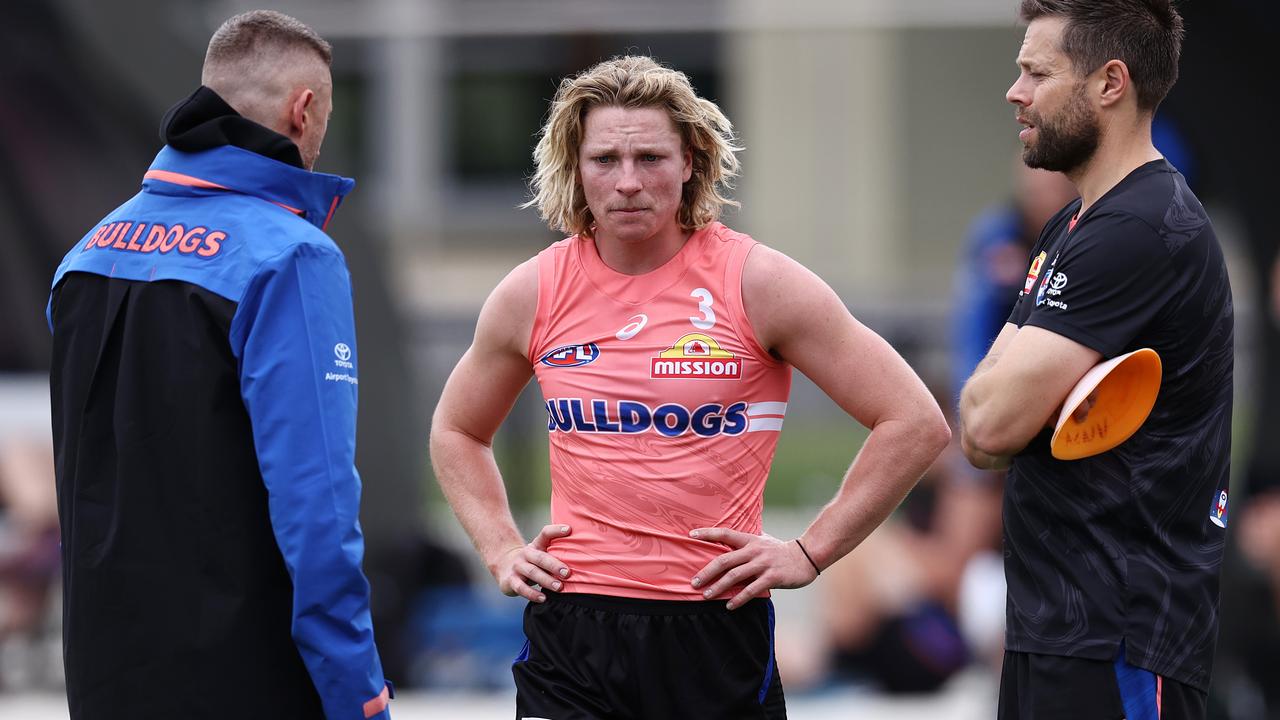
[162,86,305,169]
[1067,118,1162,214]
[592,226,693,275]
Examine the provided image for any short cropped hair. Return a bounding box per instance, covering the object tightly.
[205,9,332,69]
[1019,0,1183,111]
[525,56,741,238]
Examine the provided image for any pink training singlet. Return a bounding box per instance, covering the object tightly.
[528,222,792,600]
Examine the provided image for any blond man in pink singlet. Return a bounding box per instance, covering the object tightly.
[430,55,950,719]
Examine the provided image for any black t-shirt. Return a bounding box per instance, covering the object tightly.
[1003,159,1234,691]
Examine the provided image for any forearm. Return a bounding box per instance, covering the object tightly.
[958,349,1024,463]
[959,365,1011,467]
[429,426,525,574]
[799,416,948,569]
[958,348,1001,426]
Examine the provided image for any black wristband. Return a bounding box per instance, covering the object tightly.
[794,538,821,576]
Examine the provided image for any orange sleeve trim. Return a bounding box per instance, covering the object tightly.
[363,686,390,718]
[143,169,304,216]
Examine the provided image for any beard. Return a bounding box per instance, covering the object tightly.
[1021,82,1100,174]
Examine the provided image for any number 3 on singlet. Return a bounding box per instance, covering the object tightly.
[690,287,716,330]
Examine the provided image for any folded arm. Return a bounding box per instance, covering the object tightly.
[958,322,1100,467]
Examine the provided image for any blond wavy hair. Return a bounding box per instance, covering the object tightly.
[524,56,742,238]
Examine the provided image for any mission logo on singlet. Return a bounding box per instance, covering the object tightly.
[651,333,741,379]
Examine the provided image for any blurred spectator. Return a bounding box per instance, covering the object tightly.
[949,117,1192,402]
[1220,493,1280,719]
[1272,256,1280,327]
[949,160,1076,398]
[816,443,1002,693]
[364,532,477,688]
[1210,248,1280,719]
[0,419,59,690]
[938,161,1075,686]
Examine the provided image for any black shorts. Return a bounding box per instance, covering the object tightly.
[998,649,1207,720]
[512,591,786,720]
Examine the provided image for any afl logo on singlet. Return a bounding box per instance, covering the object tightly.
[540,343,601,368]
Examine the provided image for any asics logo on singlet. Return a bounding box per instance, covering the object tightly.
[616,314,648,341]
[545,398,748,438]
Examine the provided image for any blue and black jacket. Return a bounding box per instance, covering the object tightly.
[48,87,391,719]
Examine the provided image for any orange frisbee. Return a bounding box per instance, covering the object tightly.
[1050,348,1162,461]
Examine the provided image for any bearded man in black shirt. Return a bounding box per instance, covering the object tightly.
[959,2,1233,718]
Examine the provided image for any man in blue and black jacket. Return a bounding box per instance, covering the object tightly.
[47,10,392,719]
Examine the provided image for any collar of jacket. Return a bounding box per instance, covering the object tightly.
[141,144,355,231]
[161,86,306,168]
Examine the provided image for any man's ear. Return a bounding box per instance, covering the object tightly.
[290,88,316,136]
[1097,59,1131,109]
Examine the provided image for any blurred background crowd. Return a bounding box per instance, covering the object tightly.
[1,0,1277,717]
